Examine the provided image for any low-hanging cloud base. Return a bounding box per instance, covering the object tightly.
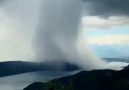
[0,0,129,70]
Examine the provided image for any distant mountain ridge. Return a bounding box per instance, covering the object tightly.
[104,58,129,62]
[0,58,128,77]
[0,61,80,77]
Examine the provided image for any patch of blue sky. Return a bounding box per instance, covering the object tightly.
[90,45,129,58]
[85,25,129,58]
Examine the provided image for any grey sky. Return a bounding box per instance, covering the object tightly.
[83,0,129,17]
[0,0,128,70]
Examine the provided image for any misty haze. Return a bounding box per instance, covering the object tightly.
[0,0,129,90]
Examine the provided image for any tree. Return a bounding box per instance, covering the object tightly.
[45,80,73,90]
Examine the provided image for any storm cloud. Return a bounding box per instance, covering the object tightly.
[83,0,129,17]
[0,0,128,70]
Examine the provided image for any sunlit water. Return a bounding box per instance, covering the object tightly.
[0,71,79,90]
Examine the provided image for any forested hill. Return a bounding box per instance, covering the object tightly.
[24,65,129,90]
[0,61,80,77]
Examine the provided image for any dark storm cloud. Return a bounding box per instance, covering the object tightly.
[34,0,108,70]
[83,0,129,17]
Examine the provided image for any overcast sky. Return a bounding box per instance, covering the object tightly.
[0,0,129,61]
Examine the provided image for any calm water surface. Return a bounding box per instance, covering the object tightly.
[0,71,79,90]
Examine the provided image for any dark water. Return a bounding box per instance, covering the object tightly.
[0,71,79,90]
